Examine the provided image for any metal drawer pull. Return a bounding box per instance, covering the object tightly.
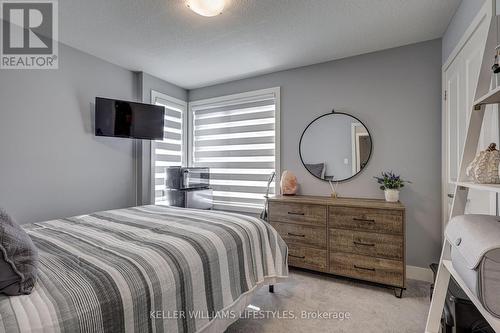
[352,218,375,223]
[289,254,306,259]
[354,265,376,272]
[288,233,306,237]
[287,212,305,216]
[353,241,375,247]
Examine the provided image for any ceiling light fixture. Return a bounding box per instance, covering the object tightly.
[186,0,225,17]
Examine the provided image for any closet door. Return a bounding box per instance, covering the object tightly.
[443,15,494,223]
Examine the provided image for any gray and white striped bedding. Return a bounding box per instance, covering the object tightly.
[0,205,288,333]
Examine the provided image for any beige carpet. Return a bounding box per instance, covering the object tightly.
[227,268,431,333]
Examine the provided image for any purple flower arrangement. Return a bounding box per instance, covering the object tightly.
[374,171,411,190]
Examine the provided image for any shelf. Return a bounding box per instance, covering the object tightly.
[442,260,500,331]
[474,86,500,106]
[474,86,500,105]
[454,181,500,193]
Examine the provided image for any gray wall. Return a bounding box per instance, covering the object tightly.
[190,39,443,268]
[442,0,487,63]
[141,73,188,104]
[0,43,186,224]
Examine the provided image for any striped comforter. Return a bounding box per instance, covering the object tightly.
[0,205,288,333]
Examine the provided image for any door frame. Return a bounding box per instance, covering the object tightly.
[351,122,368,174]
[441,1,492,232]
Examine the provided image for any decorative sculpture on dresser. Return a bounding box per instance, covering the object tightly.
[280,170,298,195]
[466,143,500,184]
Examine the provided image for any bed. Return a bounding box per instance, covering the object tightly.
[0,205,288,333]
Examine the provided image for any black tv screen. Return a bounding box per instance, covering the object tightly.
[95,97,165,140]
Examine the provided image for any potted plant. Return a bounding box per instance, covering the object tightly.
[374,171,411,202]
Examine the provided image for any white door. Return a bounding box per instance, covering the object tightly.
[443,14,496,224]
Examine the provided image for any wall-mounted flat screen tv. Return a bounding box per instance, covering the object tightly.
[95,97,164,140]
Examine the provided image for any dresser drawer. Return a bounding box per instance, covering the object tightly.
[271,222,326,249]
[330,252,404,287]
[329,206,403,234]
[288,245,327,271]
[269,202,327,226]
[330,228,403,260]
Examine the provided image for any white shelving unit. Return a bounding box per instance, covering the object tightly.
[454,181,500,193]
[425,1,500,332]
[475,86,500,105]
[442,260,500,328]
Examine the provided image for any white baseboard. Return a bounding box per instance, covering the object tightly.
[406,265,434,283]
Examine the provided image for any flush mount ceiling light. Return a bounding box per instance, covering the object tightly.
[186,0,225,17]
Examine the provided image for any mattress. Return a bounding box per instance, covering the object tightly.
[0,205,288,333]
[446,214,500,319]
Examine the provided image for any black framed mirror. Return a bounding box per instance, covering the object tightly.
[299,110,372,182]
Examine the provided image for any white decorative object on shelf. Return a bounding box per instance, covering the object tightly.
[384,189,399,202]
[466,143,500,184]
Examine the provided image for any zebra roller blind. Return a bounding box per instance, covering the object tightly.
[152,93,187,204]
[191,88,280,213]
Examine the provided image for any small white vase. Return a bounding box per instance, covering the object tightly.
[384,189,400,202]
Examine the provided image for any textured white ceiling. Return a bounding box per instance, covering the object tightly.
[59,0,460,89]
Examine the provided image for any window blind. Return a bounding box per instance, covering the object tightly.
[152,95,186,204]
[191,89,279,213]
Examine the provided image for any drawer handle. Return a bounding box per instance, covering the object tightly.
[353,241,375,247]
[354,265,376,272]
[288,212,305,216]
[287,232,306,238]
[353,218,375,223]
[289,254,306,259]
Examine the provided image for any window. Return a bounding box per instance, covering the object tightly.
[189,88,280,213]
[151,91,187,204]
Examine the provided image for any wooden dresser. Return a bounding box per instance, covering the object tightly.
[268,195,406,297]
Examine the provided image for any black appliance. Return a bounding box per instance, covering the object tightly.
[95,97,165,140]
[165,167,212,210]
[430,263,494,333]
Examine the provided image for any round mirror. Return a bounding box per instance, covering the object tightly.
[299,111,372,182]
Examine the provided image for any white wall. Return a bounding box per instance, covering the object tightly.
[190,40,443,268]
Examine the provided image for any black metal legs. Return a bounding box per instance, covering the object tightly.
[269,285,274,293]
[394,287,404,298]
